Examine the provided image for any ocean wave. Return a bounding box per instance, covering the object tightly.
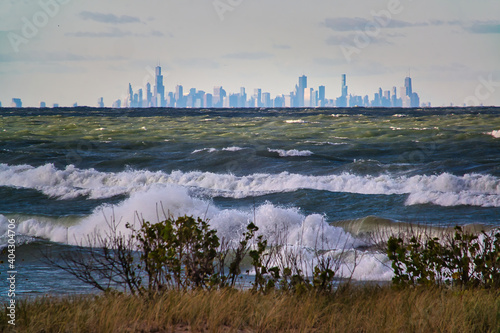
[267,148,314,157]
[192,148,218,154]
[0,164,499,207]
[192,146,244,154]
[0,185,396,281]
[304,140,347,146]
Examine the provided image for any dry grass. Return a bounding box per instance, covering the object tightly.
[5,286,500,332]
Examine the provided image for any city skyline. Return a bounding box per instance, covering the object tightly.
[2,68,425,108]
[116,68,422,109]
[0,0,499,107]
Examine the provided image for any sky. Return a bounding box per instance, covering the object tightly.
[0,0,499,107]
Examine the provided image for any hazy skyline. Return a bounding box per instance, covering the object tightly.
[1,0,499,107]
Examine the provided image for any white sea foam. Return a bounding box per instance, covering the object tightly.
[222,146,244,152]
[0,164,499,207]
[2,185,394,281]
[192,148,218,154]
[304,140,347,146]
[488,130,500,138]
[268,148,314,157]
[192,147,244,154]
[285,119,307,124]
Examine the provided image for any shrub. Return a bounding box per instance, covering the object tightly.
[387,226,500,289]
[48,214,357,297]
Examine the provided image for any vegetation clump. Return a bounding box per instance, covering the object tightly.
[50,214,351,297]
[388,226,500,289]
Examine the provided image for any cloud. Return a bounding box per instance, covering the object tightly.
[66,28,132,38]
[0,52,125,62]
[175,58,220,69]
[151,30,165,37]
[323,17,429,32]
[313,57,346,67]
[79,11,141,24]
[326,34,390,46]
[66,29,164,38]
[222,52,274,60]
[464,22,500,34]
[273,44,291,50]
[324,18,500,35]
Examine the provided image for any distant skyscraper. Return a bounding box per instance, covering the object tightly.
[112,99,121,108]
[175,85,185,107]
[402,76,419,107]
[40,101,46,108]
[341,74,348,97]
[239,87,247,107]
[318,85,326,107]
[405,77,412,97]
[214,86,226,108]
[284,95,292,107]
[11,98,22,108]
[97,97,104,108]
[298,75,307,107]
[299,75,307,90]
[133,93,138,107]
[391,87,398,107]
[411,92,420,108]
[336,74,348,107]
[204,93,213,108]
[154,66,165,107]
[128,83,134,107]
[138,89,143,107]
[262,92,271,107]
[254,88,262,107]
[146,83,152,107]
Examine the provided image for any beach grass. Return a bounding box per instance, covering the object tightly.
[5,286,500,332]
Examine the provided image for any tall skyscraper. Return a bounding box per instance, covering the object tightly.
[405,77,412,97]
[239,87,247,107]
[254,88,262,107]
[40,101,46,108]
[391,86,398,107]
[155,66,165,107]
[175,85,184,107]
[97,97,104,108]
[298,75,307,107]
[146,83,152,107]
[342,74,348,97]
[138,89,143,107]
[336,74,348,107]
[204,93,213,108]
[262,92,271,107]
[318,85,325,107]
[128,83,134,107]
[299,75,307,90]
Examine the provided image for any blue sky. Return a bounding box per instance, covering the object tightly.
[0,0,499,107]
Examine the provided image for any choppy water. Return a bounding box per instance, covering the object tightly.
[1,107,500,298]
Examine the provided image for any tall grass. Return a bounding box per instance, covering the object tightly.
[5,287,500,332]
